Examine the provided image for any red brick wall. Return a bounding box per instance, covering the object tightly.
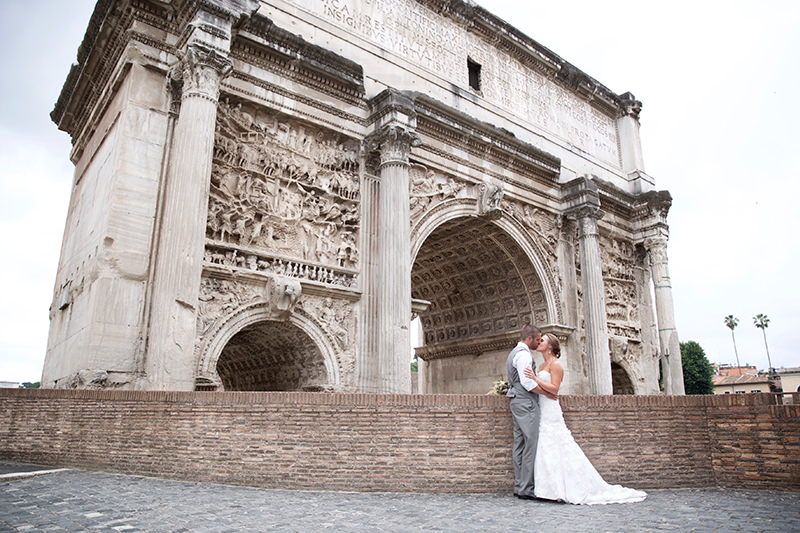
[1,389,797,492]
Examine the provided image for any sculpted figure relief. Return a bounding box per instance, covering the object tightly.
[203,245,357,288]
[505,200,560,259]
[207,99,360,274]
[409,165,467,224]
[297,295,356,376]
[266,275,302,318]
[477,183,504,219]
[197,277,262,335]
[600,236,641,342]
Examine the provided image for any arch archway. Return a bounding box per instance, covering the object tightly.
[411,208,556,394]
[217,321,326,391]
[411,201,560,324]
[195,303,340,391]
[611,362,635,394]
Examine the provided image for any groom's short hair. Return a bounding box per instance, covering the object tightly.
[520,324,541,340]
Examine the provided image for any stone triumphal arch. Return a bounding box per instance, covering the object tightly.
[43,0,684,395]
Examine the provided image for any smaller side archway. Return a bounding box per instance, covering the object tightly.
[611,362,635,395]
[195,303,341,391]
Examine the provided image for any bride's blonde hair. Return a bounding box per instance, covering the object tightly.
[544,333,561,358]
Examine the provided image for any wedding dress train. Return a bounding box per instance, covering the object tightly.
[533,371,647,505]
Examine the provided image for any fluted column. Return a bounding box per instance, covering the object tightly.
[375,125,418,393]
[360,90,420,394]
[574,207,613,394]
[645,236,685,395]
[145,42,232,390]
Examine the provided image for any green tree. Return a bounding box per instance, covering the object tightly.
[680,341,714,395]
[724,315,742,375]
[753,314,773,374]
[20,382,40,388]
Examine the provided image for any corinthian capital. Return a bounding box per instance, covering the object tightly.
[565,205,604,238]
[367,124,421,167]
[644,236,669,263]
[181,43,232,102]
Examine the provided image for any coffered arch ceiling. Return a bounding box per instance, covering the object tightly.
[216,321,328,391]
[411,217,548,348]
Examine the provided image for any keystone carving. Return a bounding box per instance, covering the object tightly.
[266,275,301,319]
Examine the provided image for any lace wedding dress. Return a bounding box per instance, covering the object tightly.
[533,371,647,505]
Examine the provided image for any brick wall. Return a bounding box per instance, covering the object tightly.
[0,389,797,492]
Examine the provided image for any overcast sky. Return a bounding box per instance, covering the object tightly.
[1,1,798,384]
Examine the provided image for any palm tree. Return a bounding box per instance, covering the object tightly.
[724,315,742,375]
[753,314,773,374]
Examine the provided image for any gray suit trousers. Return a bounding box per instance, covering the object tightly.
[510,395,540,497]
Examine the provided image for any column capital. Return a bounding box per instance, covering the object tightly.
[367,89,420,168]
[643,236,669,264]
[634,190,672,242]
[643,235,668,250]
[178,43,232,102]
[565,205,605,239]
[566,204,604,221]
[367,124,421,167]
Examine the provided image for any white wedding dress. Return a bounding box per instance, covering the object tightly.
[533,371,647,505]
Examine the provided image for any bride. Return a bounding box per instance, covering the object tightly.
[524,333,647,505]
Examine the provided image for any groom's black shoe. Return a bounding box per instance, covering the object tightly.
[516,494,537,500]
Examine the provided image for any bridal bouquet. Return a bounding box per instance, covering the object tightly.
[488,379,509,395]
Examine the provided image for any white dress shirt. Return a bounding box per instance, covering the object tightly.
[512,341,538,392]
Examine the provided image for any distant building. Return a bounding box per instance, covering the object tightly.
[778,367,800,393]
[712,373,775,395]
[0,381,20,389]
[716,364,758,377]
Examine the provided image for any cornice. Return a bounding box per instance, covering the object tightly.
[415,331,518,361]
[237,14,365,103]
[52,0,180,144]
[223,71,368,133]
[594,177,637,221]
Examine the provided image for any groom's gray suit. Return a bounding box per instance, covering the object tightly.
[506,340,540,498]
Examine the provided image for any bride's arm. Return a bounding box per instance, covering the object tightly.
[525,363,564,400]
[523,363,563,396]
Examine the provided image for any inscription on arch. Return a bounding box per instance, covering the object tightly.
[316,0,620,165]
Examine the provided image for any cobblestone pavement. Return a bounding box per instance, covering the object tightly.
[1,465,798,532]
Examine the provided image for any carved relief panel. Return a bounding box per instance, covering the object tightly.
[207,98,361,284]
[600,235,640,340]
[599,234,645,369]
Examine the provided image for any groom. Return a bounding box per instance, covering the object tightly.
[506,324,544,500]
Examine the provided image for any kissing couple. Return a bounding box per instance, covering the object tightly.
[506,324,647,504]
